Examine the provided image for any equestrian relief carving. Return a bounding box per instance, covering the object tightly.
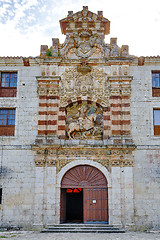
[66,101,103,140]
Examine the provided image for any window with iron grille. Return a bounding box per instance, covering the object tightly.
[152,71,160,97]
[0,109,15,136]
[0,72,17,97]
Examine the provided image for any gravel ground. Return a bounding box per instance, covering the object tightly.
[0,231,160,240]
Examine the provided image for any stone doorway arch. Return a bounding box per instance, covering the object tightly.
[60,165,108,223]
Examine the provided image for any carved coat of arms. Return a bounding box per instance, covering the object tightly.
[76,41,94,58]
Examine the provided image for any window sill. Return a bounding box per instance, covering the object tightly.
[150,135,160,139]
[0,135,16,138]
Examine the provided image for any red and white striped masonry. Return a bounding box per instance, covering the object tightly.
[110,95,130,136]
[38,95,59,136]
[37,77,60,137]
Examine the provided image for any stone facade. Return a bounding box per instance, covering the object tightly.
[0,6,160,229]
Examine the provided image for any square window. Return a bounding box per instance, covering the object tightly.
[0,109,15,136]
[0,72,17,97]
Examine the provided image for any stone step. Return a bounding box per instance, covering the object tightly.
[47,224,114,228]
[42,224,125,233]
[42,229,125,233]
[47,227,120,230]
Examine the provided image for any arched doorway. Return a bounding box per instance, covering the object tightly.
[60,165,108,223]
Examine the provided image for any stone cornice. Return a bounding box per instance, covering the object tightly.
[0,57,42,66]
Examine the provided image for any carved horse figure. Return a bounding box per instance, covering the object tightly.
[67,114,97,139]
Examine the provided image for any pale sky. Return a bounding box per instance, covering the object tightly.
[0,0,160,57]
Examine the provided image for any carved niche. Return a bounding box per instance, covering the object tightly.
[66,101,103,140]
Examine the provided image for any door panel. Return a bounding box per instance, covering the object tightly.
[60,188,66,223]
[83,188,108,223]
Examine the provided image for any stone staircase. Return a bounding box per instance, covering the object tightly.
[41,224,125,233]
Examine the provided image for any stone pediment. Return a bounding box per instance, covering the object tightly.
[58,6,110,59]
[40,7,130,60]
[60,6,110,36]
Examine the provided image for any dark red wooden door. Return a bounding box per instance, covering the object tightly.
[61,165,108,223]
[83,188,108,223]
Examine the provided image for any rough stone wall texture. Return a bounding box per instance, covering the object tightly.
[130,64,160,228]
[0,62,40,227]
[133,149,160,228]
[0,149,35,227]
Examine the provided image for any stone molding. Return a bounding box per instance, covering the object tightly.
[32,145,135,170]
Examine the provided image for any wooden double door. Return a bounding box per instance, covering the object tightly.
[60,165,108,223]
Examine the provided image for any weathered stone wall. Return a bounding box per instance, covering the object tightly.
[130,62,160,228]
[0,60,40,227]
[133,149,160,228]
[0,148,35,227]
[130,64,160,145]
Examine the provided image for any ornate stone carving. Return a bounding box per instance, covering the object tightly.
[77,61,92,74]
[76,31,94,58]
[38,87,47,96]
[37,76,60,97]
[110,88,121,96]
[108,76,132,97]
[35,155,45,167]
[32,145,135,169]
[58,28,106,59]
[47,88,59,96]
[46,158,56,167]
[121,88,131,95]
[60,67,109,107]
[66,101,103,140]
[110,158,134,167]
